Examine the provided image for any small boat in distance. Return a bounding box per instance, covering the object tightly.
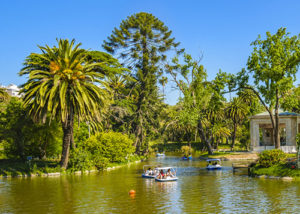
[182,155,192,160]
[155,167,178,182]
[156,152,165,157]
[206,158,222,170]
[142,165,158,178]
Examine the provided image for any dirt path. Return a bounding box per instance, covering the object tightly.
[201,152,259,161]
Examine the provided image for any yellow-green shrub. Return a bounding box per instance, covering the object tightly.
[257,149,287,168]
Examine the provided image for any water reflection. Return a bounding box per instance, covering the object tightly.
[0,156,300,213]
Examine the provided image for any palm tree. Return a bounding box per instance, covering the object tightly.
[225,97,248,150]
[20,39,109,168]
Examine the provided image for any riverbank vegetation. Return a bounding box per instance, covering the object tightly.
[250,149,300,178]
[1,12,300,176]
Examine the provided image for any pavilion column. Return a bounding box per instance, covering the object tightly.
[286,121,292,146]
[250,120,260,150]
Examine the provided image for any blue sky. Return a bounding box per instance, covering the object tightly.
[1,0,300,105]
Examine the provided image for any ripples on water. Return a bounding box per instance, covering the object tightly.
[0,156,299,213]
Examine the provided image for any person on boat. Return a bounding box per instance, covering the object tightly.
[166,168,173,177]
[158,169,165,179]
[145,168,150,175]
[207,161,211,167]
[149,168,153,175]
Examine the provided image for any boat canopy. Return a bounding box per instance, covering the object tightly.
[156,167,176,170]
[143,165,159,170]
[206,158,221,162]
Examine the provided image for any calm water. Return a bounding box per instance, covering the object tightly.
[0,155,300,213]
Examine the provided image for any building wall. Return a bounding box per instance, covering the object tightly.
[250,116,299,153]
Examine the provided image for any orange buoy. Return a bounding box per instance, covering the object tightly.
[129,190,136,195]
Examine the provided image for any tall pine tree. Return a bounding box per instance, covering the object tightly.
[103,12,182,153]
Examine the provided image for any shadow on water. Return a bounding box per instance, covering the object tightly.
[0,155,299,213]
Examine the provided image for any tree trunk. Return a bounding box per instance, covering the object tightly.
[274,89,280,148]
[40,133,48,160]
[243,86,280,148]
[231,121,237,151]
[134,118,143,154]
[16,131,25,160]
[60,108,74,169]
[215,138,219,151]
[197,119,214,155]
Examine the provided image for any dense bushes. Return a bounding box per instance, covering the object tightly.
[69,131,135,171]
[181,145,193,156]
[257,149,287,168]
[0,98,62,159]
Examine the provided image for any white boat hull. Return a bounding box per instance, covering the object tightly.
[142,174,156,178]
[155,177,178,182]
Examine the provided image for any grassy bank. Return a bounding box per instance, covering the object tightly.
[0,156,144,177]
[251,164,300,178]
[0,159,62,177]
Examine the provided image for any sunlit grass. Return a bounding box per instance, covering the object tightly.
[251,164,300,177]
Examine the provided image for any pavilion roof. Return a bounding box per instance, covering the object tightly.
[251,109,300,118]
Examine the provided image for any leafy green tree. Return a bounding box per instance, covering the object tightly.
[19,39,119,168]
[225,97,248,150]
[0,88,10,112]
[238,28,300,148]
[69,131,135,171]
[0,98,62,159]
[167,54,215,154]
[281,85,300,113]
[103,12,183,153]
[0,88,9,102]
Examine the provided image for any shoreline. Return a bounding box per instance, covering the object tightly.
[254,174,295,181]
[199,152,259,161]
[0,160,142,179]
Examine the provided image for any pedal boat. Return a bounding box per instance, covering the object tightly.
[206,158,222,170]
[155,167,178,182]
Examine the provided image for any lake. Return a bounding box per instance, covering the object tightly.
[0,155,299,213]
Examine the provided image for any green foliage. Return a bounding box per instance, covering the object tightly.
[0,98,62,159]
[69,131,135,171]
[238,126,251,150]
[19,39,124,168]
[103,12,183,153]
[281,86,300,113]
[19,39,111,128]
[85,131,135,163]
[251,164,300,177]
[0,159,61,176]
[296,133,300,146]
[247,28,300,104]
[0,88,10,111]
[181,146,193,156]
[68,149,94,171]
[74,122,90,146]
[166,53,232,154]
[236,27,300,148]
[257,149,287,168]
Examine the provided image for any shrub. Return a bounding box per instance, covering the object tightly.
[257,149,287,168]
[181,145,193,157]
[68,131,135,170]
[85,131,135,163]
[68,148,94,171]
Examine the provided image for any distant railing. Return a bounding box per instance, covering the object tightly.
[253,146,297,153]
